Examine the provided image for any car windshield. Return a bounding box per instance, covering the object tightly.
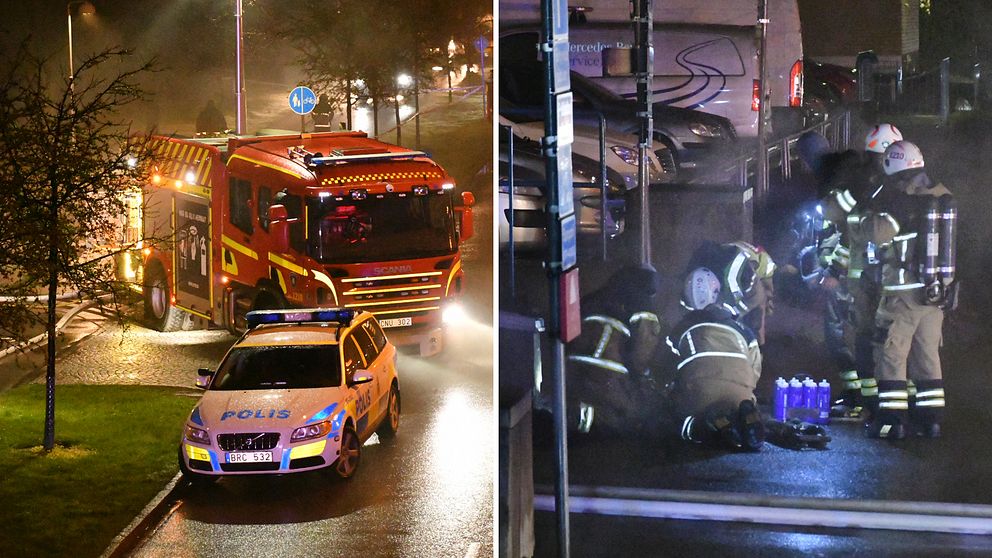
[307,192,457,264]
[211,345,341,390]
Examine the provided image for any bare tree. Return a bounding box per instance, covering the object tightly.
[0,42,155,451]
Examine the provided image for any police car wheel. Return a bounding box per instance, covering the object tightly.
[377,385,400,439]
[177,447,217,486]
[333,425,361,480]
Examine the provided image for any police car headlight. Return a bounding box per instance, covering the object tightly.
[291,421,332,442]
[185,425,211,446]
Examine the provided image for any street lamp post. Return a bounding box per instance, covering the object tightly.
[235,0,246,135]
[66,1,96,99]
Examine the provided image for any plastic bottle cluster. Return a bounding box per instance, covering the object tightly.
[773,376,831,424]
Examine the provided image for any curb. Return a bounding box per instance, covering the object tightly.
[99,473,185,558]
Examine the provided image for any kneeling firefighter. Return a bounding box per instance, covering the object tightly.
[564,264,664,435]
[863,141,957,440]
[686,240,776,345]
[664,268,764,451]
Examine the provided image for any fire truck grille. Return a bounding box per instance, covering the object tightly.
[348,288,438,302]
[217,433,280,451]
[346,276,435,288]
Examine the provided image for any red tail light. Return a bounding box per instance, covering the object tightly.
[789,59,803,107]
[752,79,761,111]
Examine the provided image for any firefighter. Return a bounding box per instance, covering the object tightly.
[815,124,904,418]
[687,240,776,346]
[862,141,955,439]
[665,268,764,451]
[312,94,334,132]
[564,264,663,435]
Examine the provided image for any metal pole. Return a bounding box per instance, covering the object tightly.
[66,7,74,99]
[756,0,770,209]
[235,0,246,135]
[480,36,487,113]
[507,125,516,299]
[599,114,608,261]
[633,0,654,266]
[939,57,950,125]
[541,0,571,553]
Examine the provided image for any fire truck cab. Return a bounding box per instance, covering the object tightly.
[140,131,474,356]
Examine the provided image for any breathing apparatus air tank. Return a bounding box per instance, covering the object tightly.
[922,196,942,303]
[938,194,957,287]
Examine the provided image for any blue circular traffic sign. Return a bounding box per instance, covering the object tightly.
[289,86,317,115]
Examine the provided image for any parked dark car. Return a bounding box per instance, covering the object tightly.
[499,60,738,182]
[498,126,626,251]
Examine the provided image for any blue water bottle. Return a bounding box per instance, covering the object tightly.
[773,377,789,421]
[817,379,832,424]
[788,378,803,417]
[803,379,817,411]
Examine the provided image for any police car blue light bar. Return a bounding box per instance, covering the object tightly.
[246,308,357,329]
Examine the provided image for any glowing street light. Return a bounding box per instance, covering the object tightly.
[397,73,413,88]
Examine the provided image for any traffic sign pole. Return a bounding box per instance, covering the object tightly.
[542,0,575,556]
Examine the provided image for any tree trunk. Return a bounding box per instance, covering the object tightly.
[373,96,380,137]
[43,182,58,452]
[394,98,402,145]
[346,80,353,130]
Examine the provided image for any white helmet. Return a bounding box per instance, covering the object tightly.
[682,267,722,311]
[864,124,903,154]
[883,140,925,175]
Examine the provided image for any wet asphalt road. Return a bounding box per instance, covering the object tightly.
[130,123,494,557]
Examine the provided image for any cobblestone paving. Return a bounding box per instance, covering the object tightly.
[46,323,235,387]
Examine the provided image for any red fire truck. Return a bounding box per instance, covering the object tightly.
[137,131,474,356]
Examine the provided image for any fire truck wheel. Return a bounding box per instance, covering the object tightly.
[144,265,191,332]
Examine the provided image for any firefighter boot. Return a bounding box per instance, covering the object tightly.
[910,379,945,438]
[865,381,908,440]
[831,369,863,419]
[680,415,715,444]
[706,412,743,450]
[859,376,879,424]
[738,399,765,452]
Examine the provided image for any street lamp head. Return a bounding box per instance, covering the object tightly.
[68,1,97,16]
[397,73,413,87]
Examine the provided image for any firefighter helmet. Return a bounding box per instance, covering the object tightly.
[864,124,903,154]
[883,141,925,175]
[682,267,722,311]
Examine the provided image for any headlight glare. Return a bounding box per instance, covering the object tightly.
[185,425,210,445]
[689,122,722,138]
[610,146,639,166]
[291,420,332,442]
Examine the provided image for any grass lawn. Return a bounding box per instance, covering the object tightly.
[0,384,197,558]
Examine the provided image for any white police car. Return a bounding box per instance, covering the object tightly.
[178,308,400,483]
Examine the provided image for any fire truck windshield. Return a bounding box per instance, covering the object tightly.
[306,192,456,263]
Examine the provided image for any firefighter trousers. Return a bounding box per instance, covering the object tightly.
[874,293,943,384]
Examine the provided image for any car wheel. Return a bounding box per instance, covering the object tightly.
[334,425,361,480]
[145,265,191,332]
[177,447,218,486]
[377,384,400,439]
